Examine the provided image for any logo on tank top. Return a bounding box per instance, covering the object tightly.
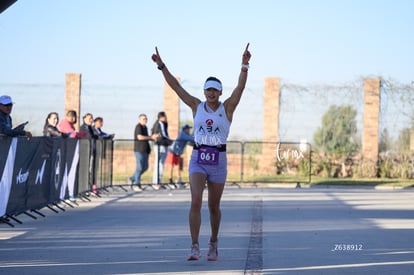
[195,118,222,145]
[203,119,220,134]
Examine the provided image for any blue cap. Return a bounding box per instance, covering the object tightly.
[0,95,13,105]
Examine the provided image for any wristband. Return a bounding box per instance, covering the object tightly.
[241,63,249,72]
[241,63,250,69]
[158,63,166,70]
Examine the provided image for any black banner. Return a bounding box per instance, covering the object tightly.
[3,137,80,216]
[59,138,80,200]
[0,137,16,216]
[0,136,13,178]
[48,137,63,203]
[1,136,112,219]
[6,138,53,215]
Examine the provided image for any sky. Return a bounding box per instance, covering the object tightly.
[1,0,414,140]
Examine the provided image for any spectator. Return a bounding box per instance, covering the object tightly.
[0,95,32,139]
[80,113,99,140]
[43,112,65,137]
[129,114,159,191]
[79,113,100,194]
[151,111,172,189]
[165,124,194,188]
[58,110,86,138]
[93,117,115,139]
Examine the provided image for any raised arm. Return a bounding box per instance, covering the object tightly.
[223,43,251,122]
[152,47,201,114]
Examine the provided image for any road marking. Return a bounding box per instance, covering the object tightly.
[244,199,263,275]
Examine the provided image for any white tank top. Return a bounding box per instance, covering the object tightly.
[193,102,231,146]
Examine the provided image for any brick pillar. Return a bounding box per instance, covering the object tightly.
[65,73,82,130]
[362,78,381,165]
[261,77,281,174]
[163,78,180,139]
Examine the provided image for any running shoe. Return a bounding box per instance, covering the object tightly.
[152,184,161,190]
[187,243,201,261]
[133,185,143,192]
[207,240,218,261]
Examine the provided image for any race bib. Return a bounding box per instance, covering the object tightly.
[197,147,219,165]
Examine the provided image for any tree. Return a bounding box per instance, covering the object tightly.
[379,128,392,153]
[313,104,358,155]
[396,128,410,154]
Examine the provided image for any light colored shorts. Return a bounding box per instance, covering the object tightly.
[188,149,227,184]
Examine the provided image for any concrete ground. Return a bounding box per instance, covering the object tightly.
[1,185,414,275]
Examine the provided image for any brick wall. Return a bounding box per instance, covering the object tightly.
[261,77,280,173]
[163,78,180,139]
[362,78,380,164]
[65,73,81,130]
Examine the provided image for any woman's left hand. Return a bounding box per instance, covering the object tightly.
[242,43,251,64]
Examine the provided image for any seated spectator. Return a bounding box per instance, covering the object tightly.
[58,110,87,138]
[93,117,115,139]
[0,95,32,139]
[43,112,66,137]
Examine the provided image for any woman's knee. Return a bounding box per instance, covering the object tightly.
[208,201,221,214]
[190,194,203,210]
[191,198,203,211]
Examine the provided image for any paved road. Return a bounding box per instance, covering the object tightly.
[1,185,414,275]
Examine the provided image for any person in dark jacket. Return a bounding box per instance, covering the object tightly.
[0,95,32,139]
[92,117,114,139]
[43,112,65,137]
[79,113,100,194]
[79,113,99,140]
[151,111,172,188]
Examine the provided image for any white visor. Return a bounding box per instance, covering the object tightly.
[204,80,222,91]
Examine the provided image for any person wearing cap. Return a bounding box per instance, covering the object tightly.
[164,124,194,188]
[152,43,251,261]
[0,95,32,139]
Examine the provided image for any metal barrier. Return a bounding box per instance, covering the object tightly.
[95,139,114,190]
[77,138,114,195]
[111,140,311,186]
